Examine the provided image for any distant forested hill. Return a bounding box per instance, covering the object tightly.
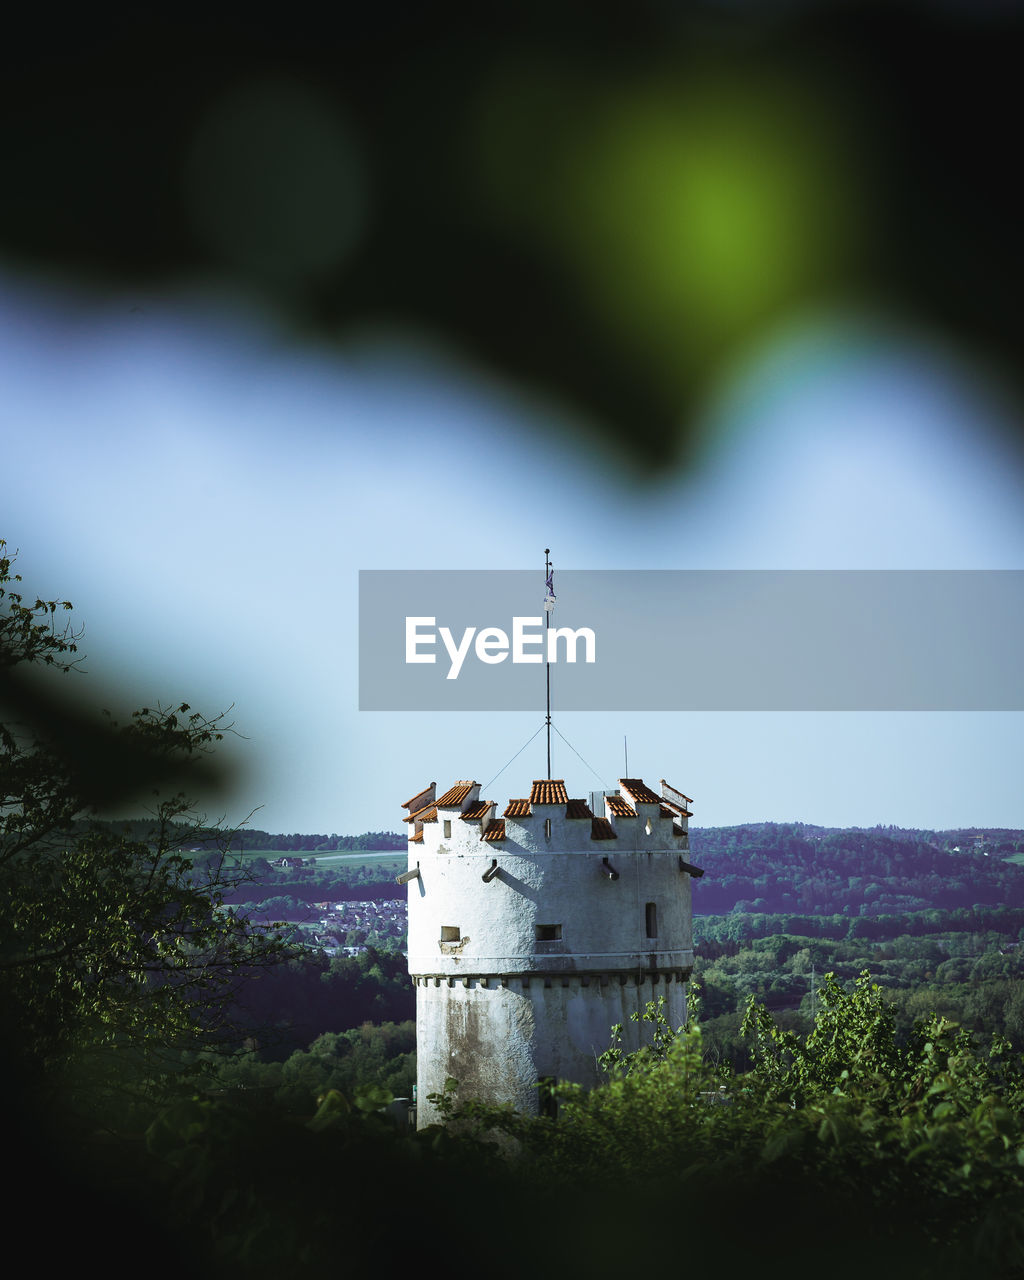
[73,820,405,852]
[689,823,1024,918]
[75,817,1024,918]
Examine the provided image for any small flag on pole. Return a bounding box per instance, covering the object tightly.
[544,568,555,613]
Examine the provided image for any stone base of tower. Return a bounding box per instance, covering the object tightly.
[413,970,689,1128]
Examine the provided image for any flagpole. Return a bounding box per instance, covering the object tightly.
[544,548,552,778]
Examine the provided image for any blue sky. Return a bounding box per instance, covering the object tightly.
[3,270,1023,835]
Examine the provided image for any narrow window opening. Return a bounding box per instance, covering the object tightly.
[545,818,552,839]
[535,923,562,941]
[538,1076,558,1119]
[443,819,452,838]
[645,902,658,938]
[645,817,653,836]
[440,925,460,942]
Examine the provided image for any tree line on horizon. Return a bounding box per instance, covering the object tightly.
[76,817,406,853]
[689,822,1024,919]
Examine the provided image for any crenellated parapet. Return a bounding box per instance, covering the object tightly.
[402,775,701,981]
[402,776,692,855]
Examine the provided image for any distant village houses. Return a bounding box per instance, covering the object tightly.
[307,898,407,956]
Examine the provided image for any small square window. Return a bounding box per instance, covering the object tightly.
[440,925,460,942]
[443,820,452,838]
[536,924,562,941]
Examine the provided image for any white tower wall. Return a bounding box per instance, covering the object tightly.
[402,777,700,1126]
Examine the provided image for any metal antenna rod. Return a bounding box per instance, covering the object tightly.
[545,548,552,778]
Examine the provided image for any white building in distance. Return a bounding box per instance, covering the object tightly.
[400,776,703,1126]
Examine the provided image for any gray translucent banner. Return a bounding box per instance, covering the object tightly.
[358,571,1024,711]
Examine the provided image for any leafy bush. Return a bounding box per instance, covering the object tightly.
[439,975,1024,1274]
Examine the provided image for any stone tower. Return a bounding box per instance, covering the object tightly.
[400,775,703,1126]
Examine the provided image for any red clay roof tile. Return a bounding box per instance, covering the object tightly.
[403,805,437,823]
[504,799,532,818]
[460,801,493,822]
[435,781,478,807]
[530,779,568,804]
[605,795,637,818]
[409,830,424,843]
[591,817,618,840]
[565,799,594,819]
[619,778,662,805]
[482,819,506,842]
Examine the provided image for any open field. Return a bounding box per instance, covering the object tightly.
[229,849,405,873]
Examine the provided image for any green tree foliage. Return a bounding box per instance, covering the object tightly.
[37,966,1024,1275]
[165,825,405,853]
[440,977,1024,1274]
[0,543,284,1116]
[231,948,414,1056]
[211,1021,416,1112]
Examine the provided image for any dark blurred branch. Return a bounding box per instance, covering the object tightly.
[0,6,1020,471]
[0,665,227,812]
